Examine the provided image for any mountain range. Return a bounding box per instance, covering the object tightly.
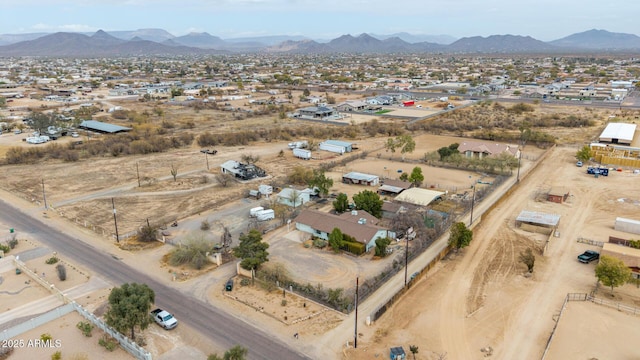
[0,28,639,56]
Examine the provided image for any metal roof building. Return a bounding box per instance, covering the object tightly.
[78,120,132,134]
[324,139,353,152]
[515,210,561,227]
[342,172,379,186]
[599,123,637,145]
[394,188,445,207]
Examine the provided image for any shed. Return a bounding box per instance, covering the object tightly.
[390,347,406,360]
[342,172,379,186]
[277,188,311,208]
[547,187,570,204]
[614,217,640,235]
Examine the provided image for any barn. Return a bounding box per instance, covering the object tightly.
[78,120,132,134]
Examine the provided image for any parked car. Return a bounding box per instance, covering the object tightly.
[225,279,234,291]
[150,308,178,330]
[577,250,599,264]
[576,161,583,167]
[71,132,79,138]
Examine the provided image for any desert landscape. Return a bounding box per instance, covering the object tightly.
[2,92,640,360]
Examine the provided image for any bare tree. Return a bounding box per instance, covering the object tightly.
[241,154,260,165]
[215,173,234,187]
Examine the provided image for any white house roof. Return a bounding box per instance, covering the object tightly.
[599,123,636,142]
[394,188,445,206]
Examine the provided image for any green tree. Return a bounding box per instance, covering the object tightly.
[352,190,383,218]
[224,345,248,360]
[385,135,416,160]
[576,145,592,162]
[308,170,333,197]
[302,88,310,97]
[30,111,57,136]
[208,345,248,360]
[519,248,535,273]
[408,166,424,187]
[437,143,460,161]
[409,345,419,360]
[329,228,344,253]
[333,193,349,213]
[448,222,473,251]
[374,237,392,257]
[233,229,269,271]
[595,255,631,294]
[399,172,409,181]
[104,283,155,339]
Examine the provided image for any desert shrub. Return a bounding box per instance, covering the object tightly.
[76,321,94,337]
[240,278,250,286]
[8,238,18,249]
[51,351,62,360]
[169,237,213,270]
[342,241,365,255]
[0,347,15,359]
[313,238,327,248]
[0,244,10,254]
[134,335,146,346]
[98,335,117,352]
[41,333,52,342]
[62,150,80,162]
[56,264,67,281]
[45,256,59,264]
[137,223,158,242]
[200,220,211,231]
[281,299,287,306]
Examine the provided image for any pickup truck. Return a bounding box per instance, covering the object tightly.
[150,308,178,330]
[577,250,600,264]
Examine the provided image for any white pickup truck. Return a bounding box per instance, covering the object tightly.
[150,308,178,330]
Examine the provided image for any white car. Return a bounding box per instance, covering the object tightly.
[71,132,79,138]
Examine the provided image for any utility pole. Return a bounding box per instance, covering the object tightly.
[41,178,47,210]
[469,185,476,227]
[354,276,359,349]
[112,198,119,243]
[205,152,209,170]
[516,151,522,182]
[136,162,141,187]
[404,234,409,287]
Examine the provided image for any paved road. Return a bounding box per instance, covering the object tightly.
[0,200,310,360]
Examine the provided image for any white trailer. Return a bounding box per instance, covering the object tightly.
[249,207,264,217]
[256,209,275,221]
[319,142,345,155]
[293,148,312,160]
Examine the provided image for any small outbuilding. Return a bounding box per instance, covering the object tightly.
[547,187,570,204]
[601,243,640,274]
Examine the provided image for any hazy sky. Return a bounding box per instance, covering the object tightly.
[0,0,637,40]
